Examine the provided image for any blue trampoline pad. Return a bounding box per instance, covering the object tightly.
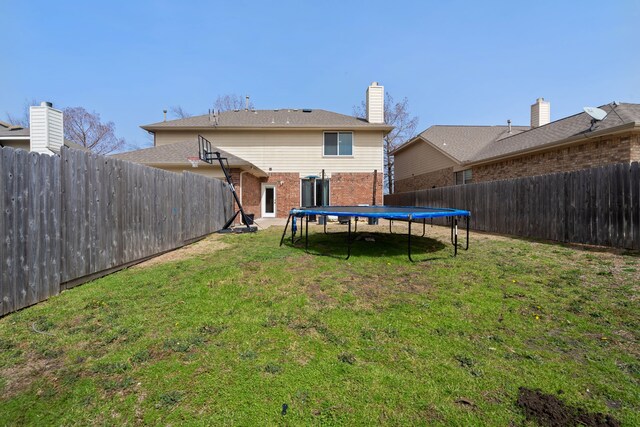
[290,205,470,220]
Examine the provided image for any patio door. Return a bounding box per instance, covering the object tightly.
[261,184,276,217]
[301,178,329,207]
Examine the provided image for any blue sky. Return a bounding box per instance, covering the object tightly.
[2,0,639,150]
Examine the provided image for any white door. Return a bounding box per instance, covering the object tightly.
[262,184,276,217]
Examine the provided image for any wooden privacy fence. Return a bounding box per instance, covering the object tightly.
[1,146,233,317]
[385,162,640,250]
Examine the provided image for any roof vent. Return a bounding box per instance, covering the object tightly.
[233,109,240,112]
[302,109,312,113]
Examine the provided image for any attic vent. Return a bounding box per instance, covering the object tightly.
[302,109,312,113]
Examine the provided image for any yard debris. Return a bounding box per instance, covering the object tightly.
[281,403,288,415]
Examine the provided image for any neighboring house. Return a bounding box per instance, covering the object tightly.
[392,98,640,192]
[0,102,87,154]
[114,83,392,219]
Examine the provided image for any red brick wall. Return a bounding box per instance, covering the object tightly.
[392,132,640,192]
[330,172,384,206]
[473,133,637,183]
[237,172,300,219]
[631,133,640,161]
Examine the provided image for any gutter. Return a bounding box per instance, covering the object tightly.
[465,122,640,168]
[140,125,394,133]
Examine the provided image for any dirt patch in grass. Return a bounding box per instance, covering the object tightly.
[0,354,60,399]
[133,234,229,269]
[516,387,620,427]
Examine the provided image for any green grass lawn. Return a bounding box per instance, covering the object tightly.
[0,223,638,425]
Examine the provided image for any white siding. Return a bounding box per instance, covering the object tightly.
[155,129,385,176]
[29,104,63,155]
[366,83,384,124]
[394,140,457,181]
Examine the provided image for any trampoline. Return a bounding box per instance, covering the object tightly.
[279,205,471,261]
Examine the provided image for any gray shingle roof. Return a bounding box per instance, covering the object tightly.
[394,125,529,162]
[141,109,392,131]
[111,140,266,175]
[393,102,640,166]
[0,121,30,137]
[471,103,640,163]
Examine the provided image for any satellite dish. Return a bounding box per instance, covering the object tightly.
[583,107,607,121]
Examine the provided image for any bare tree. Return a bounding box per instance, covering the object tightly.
[4,99,39,127]
[63,107,125,154]
[214,94,255,112]
[170,106,192,119]
[354,92,418,193]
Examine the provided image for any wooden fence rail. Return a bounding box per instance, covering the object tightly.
[385,162,639,250]
[1,146,233,317]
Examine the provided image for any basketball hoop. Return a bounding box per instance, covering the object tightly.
[187,157,200,168]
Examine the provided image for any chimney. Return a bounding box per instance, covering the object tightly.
[163,109,167,122]
[530,97,550,128]
[29,102,63,155]
[366,82,384,124]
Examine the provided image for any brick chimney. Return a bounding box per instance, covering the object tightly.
[29,102,63,155]
[531,97,550,128]
[366,82,384,124]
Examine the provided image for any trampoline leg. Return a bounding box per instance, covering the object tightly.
[305,215,309,253]
[280,214,292,246]
[450,217,455,245]
[408,220,414,262]
[389,219,393,234]
[324,215,327,234]
[354,217,358,233]
[346,219,352,260]
[421,219,426,237]
[454,218,458,257]
[465,216,470,251]
[431,218,433,228]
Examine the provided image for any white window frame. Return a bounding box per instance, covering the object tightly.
[323,131,354,157]
[261,183,276,217]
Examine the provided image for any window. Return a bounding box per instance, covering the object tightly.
[324,132,353,156]
[455,169,473,185]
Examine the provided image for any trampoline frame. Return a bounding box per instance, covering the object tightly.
[279,205,470,261]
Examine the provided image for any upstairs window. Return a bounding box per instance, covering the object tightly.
[324,132,353,156]
[455,169,473,185]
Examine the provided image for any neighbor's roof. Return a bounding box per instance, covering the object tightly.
[0,121,89,151]
[392,125,529,162]
[112,140,267,176]
[0,121,30,138]
[392,102,640,166]
[470,103,640,164]
[141,109,393,132]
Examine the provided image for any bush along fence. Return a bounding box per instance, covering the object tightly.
[0,146,233,317]
[385,161,639,250]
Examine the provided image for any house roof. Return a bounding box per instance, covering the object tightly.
[111,140,268,176]
[470,103,640,163]
[141,109,393,132]
[392,125,529,162]
[0,121,89,151]
[392,102,640,166]
[0,121,30,137]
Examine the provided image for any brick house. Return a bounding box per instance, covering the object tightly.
[392,99,640,192]
[114,83,391,219]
